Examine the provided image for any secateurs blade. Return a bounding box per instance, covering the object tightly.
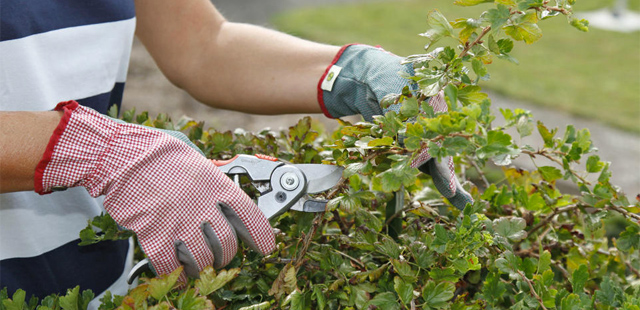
[212,153,344,219]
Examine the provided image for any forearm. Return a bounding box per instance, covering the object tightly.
[0,111,62,193]
[182,22,339,114]
[135,0,339,115]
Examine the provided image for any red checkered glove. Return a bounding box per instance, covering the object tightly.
[34,101,275,280]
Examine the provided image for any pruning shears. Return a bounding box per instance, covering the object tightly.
[212,154,343,219]
[127,154,343,283]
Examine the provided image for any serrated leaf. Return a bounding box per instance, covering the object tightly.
[571,264,589,293]
[269,263,298,300]
[422,281,455,309]
[537,250,552,274]
[586,155,605,173]
[493,217,527,242]
[616,223,640,252]
[59,286,79,310]
[175,288,213,310]
[505,22,543,44]
[483,272,506,305]
[427,9,454,37]
[366,292,400,310]
[457,85,489,105]
[2,289,26,310]
[486,4,512,30]
[148,267,182,300]
[394,276,414,306]
[537,121,557,147]
[195,267,240,296]
[538,166,563,182]
[368,136,395,147]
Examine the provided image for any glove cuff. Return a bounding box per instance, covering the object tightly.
[317,43,413,121]
[34,101,174,197]
[35,100,122,195]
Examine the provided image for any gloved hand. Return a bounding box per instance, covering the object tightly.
[318,44,473,210]
[34,101,275,280]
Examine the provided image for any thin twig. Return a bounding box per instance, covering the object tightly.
[517,270,549,310]
[467,156,490,189]
[526,204,580,238]
[606,204,640,223]
[458,26,492,59]
[521,149,591,185]
[294,212,324,270]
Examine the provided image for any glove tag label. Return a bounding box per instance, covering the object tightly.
[320,65,342,92]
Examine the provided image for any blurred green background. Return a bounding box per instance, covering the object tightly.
[272,0,640,133]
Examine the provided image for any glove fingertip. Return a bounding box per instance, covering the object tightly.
[201,220,237,269]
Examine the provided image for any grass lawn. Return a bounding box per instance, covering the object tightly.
[272,0,640,133]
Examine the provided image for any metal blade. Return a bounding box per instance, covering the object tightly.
[289,196,328,213]
[293,164,343,193]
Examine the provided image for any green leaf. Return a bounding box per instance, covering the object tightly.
[616,223,640,252]
[376,237,402,259]
[483,272,506,305]
[486,4,512,30]
[537,250,552,274]
[505,22,543,44]
[454,0,492,6]
[59,286,79,310]
[175,288,213,310]
[537,121,557,147]
[195,267,240,296]
[238,301,272,310]
[538,166,563,182]
[78,225,98,246]
[493,217,527,242]
[571,264,589,293]
[422,281,455,309]
[148,267,182,300]
[366,292,400,310]
[457,85,489,105]
[391,259,418,282]
[368,136,395,147]
[595,276,625,307]
[2,289,26,310]
[495,251,522,279]
[400,97,420,118]
[394,276,414,305]
[516,115,534,137]
[427,9,454,37]
[586,155,605,173]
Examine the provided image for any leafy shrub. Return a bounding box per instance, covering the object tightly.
[3,0,639,309]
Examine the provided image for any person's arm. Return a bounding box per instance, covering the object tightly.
[0,111,62,193]
[134,0,339,115]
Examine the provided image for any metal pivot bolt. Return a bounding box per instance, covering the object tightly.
[280,172,300,190]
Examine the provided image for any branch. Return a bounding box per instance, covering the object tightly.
[606,204,640,223]
[517,270,549,310]
[294,212,324,270]
[525,204,580,238]
[458,26,492,59]
[521,149,591,185]
[467,156,490,189]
